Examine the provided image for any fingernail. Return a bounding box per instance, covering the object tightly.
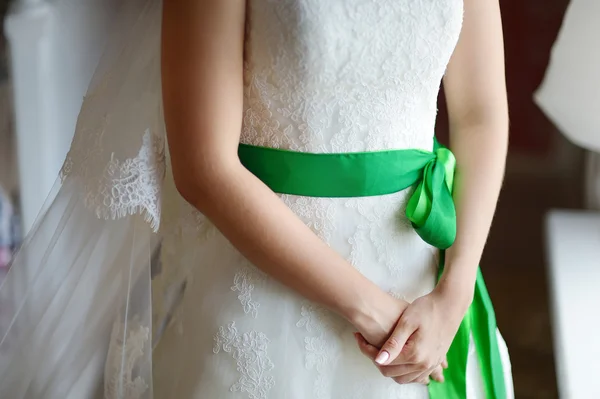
[375,350,389,365]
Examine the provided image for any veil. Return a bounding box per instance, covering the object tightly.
[0,0,165,397]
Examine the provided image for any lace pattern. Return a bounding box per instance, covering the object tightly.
[61,129,165,231]
[213,322,275,399]
[296,303,346,398]
[104,318,151,399]
[280,195,337,242]
[240,0,464,154]
[232,264,268,319]
[346,193,415,276]
[59,0,166,232]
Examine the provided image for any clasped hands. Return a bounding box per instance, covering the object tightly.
[354,285,470,385]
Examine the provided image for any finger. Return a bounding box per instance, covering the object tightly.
[393,370,426,385]
[355,333,379,360]
[404,369,433,385]
[376,316,417,366]
[377,363,422,378]
[418,376,431,385]
[391,335,418,365]
[414,370,432,385]
[430,365,445,383]
[442,357,448,369]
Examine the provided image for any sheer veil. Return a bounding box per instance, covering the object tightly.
[0,0,165,397]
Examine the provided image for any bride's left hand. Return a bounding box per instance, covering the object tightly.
[354,333,448,384]
[356,286,471,384]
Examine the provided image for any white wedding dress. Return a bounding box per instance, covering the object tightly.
[0,0,514,398]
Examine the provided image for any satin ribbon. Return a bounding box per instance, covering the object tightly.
[238,141,506,399]
[405,145,457,250]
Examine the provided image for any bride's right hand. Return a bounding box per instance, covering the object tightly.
[353,292,410,348]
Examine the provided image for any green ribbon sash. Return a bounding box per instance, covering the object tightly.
[238,141,506,399]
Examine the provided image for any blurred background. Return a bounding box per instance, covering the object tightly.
[0,1,598,398]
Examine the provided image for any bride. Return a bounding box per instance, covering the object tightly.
[0,0,514,397]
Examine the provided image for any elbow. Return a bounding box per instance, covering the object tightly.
[172,169,203,207]
[171,164,212,209]
[451,108,509,136]
[170,154,239,211]
[450,112,509,148]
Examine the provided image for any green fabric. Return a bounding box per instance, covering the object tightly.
[238,141,506,399]
[471,268,507,399]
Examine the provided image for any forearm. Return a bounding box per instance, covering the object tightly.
[177,158,388,326]
[437,0,508,306]
[438,122,508,303]
[162,0,397,338]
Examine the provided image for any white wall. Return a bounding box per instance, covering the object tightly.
[4,0,119,232]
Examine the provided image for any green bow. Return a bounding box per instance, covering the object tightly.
[406,146,457,250]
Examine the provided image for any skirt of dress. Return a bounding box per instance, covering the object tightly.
[0,166,514,399]
[150,168,515,399]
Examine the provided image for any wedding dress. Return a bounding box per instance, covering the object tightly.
[0,0,514,398]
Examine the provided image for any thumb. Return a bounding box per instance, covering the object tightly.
[375,319,415,366]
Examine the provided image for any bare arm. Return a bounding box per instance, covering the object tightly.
[161,0,400,342]
[440,0,509,305]
[369,0,508,374]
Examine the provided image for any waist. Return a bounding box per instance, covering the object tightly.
[238,144,437,197]
[238,141,456,250]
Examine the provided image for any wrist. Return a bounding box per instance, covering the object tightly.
[343,285,381,330]
[435,273,475,314]
[345,284,406,348]
[343,283,395,333]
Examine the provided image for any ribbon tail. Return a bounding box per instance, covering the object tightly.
[429,255,507,399]
[471,268,507,399]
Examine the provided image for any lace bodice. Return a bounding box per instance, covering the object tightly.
[240,0,463,153]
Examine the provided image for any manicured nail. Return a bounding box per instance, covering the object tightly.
[375,350,390,365]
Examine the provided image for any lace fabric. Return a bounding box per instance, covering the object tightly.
[239,0,464,154]
[60,0,166,232]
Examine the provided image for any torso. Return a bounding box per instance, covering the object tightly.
[153,2,478,398]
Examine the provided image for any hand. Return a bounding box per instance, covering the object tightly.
[372,286,470,375]
[353,292,410,348]
[355,333,448,384]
